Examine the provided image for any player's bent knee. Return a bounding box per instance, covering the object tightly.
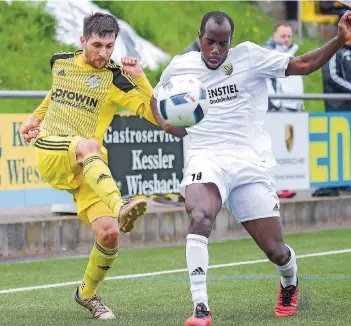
[188,209,212,237]
[96,227,120,249]
[264,244,288,265]
[77,138,101,157]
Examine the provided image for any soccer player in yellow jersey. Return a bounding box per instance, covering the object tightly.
[22,12,158,320]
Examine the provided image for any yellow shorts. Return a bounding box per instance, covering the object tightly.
[34,136,114,225]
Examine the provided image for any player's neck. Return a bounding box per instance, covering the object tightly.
[81,52,90,66]
[77,52,95,69]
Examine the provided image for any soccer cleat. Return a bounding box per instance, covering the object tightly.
[184,303,213,326]
[118,198,147,233]
[74,288,116,319]
[275,278,299,317]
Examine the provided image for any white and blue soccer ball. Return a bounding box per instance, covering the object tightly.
[157,75,209,128]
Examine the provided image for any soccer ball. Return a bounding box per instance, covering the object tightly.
[157,75,209,127]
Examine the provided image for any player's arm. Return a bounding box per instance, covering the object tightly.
[32,90,51,121]
[22,90,51,143]
[130,72,158,125]
[108,75,159,125]
[287,11,351,76]
[113,57,158,125]
[150,95,187,138]
[150,57,187,138]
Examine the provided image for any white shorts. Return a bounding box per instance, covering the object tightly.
[179,153,280,223]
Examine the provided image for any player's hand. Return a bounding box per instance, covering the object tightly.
[121,56,143,79]
[337,10,351,43]
[22,116,41,143]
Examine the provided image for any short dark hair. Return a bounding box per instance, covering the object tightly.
[273,23,292,33]
[83,12,119,39]
[200,11,234,38]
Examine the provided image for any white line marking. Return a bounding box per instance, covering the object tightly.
[1,248,351,295]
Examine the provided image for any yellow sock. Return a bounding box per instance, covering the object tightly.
[83,153,123,216]
[79,240,119,300]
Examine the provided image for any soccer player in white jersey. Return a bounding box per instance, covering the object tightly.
[151,11,351,326]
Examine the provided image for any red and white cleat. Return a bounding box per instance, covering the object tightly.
[275,278,299,317]
[184,303,213,326]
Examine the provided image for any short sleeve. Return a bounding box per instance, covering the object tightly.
[247,42,292,79]
[153,57,177,99]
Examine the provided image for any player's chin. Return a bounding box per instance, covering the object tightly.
[205,59,221,70]
[93,60,106,69]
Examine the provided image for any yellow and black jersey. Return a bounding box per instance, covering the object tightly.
[33,50,158,143]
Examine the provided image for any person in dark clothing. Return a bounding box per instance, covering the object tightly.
[320,1,350,18]
[322,39,351,111]
[286,1,298,20]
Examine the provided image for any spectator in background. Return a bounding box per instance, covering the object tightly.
[322,38,351,111]
[313,38,351,197]
[263,23,304,113]
[285,1,298,20]
[320,1,350,18]
[263,23,304,199]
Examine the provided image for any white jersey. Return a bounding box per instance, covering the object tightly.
[154,41,292,167]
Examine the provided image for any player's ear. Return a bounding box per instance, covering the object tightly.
[80,36,87,47]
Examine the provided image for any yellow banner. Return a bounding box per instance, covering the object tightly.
[0,114,50,190]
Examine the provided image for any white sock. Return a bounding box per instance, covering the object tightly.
[274,245,298,287]
[186,234,210,311]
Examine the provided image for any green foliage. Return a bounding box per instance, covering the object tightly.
[1,1,326,113]
[0,1,74,112]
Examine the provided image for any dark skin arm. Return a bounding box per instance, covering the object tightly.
[150,96,188,138]
[287,10,351,76]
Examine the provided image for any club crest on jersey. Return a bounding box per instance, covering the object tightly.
[86,75,101,89]
[223,63,233,76]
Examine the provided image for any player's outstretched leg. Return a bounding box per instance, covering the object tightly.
[75,215,119,319]
[78,139,147,232]
[242,217,298,317]
[184,183,222,326]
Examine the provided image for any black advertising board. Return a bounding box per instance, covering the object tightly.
[104,115,184,197]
